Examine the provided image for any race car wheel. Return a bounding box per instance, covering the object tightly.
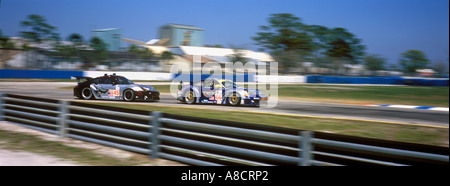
[123,89,135,102]
[228,92,241,106]
[81,87,94,100]
[184,90,196,104]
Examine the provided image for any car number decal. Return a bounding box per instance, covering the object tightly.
[215,90,223,104]
[108,85,120,97]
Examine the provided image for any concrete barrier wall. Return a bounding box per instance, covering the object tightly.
[84,71,172,81]
[1,70,447,86]
[0,69,172,81]
[172,73,255,82]
[256,75,306,83]
[0,69,305,83]
[0,69,83,79]
[306,75,449,86]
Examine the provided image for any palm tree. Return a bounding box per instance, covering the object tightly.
[67,33,84,49]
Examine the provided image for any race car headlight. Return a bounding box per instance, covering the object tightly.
[132,87,143,91]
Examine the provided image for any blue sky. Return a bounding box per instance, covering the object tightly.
[0,0,448,68]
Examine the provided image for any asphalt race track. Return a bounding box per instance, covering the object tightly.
[0,82,448,128]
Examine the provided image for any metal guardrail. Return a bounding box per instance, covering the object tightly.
[0,93,448,166]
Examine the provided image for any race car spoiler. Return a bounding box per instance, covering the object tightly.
[71,76,93,84]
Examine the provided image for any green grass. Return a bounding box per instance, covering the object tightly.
[0,129,163,166]
[277,84,449,107]
[87,102,449,147]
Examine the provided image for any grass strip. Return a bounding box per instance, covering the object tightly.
[0,129,158,166]
[276,84,449,107]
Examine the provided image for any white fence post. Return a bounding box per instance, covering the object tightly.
[150,111,162,159]
[58,100,68,138]
[299,131,314,166]
[0,93,5,121]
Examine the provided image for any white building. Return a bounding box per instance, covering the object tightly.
[163,46,276,73]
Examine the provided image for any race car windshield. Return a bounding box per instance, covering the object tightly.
[117,77,134,84]
[222,80,238,88]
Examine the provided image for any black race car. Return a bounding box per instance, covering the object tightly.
[73,73,160,102]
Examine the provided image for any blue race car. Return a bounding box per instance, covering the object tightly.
[177,78,267,106]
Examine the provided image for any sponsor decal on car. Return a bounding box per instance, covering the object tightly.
[108,85,120,97]
[215,90,223,104]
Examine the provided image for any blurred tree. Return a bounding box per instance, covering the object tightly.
[53,33,85,62]
[54,45,76,60]
[140,48,155,63]
[227,48,249,64]
[90,37,108,51]
[252,13,316,72]
[432,60,447,77]
[0,30,15,49]
[20,14,59,44]
[210,44,224,48]
[363,54,386,76]
[160,51,175,71]
[399,50,430,74]
[309,26,365,64]
[1,30,16,69]
[67,33,84,49]
[19,14,60,69]
[253,13,316,53]
[82,37,109,66]
[272,50,303,74]
[312,56,332,74]
[253,13,367,74]
[67,33,83,43]
[161,51,174,61]
[128,44,140,56]
[326,39,352,59]
[128,44,155,63]
[68,33,85,61]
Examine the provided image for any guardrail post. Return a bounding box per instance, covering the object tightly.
[58,100,68,138]
[0,93,5,121]
[299,131,314,166]
[150,111,162,159]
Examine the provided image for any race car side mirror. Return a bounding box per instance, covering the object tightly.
[178,81,183,90]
